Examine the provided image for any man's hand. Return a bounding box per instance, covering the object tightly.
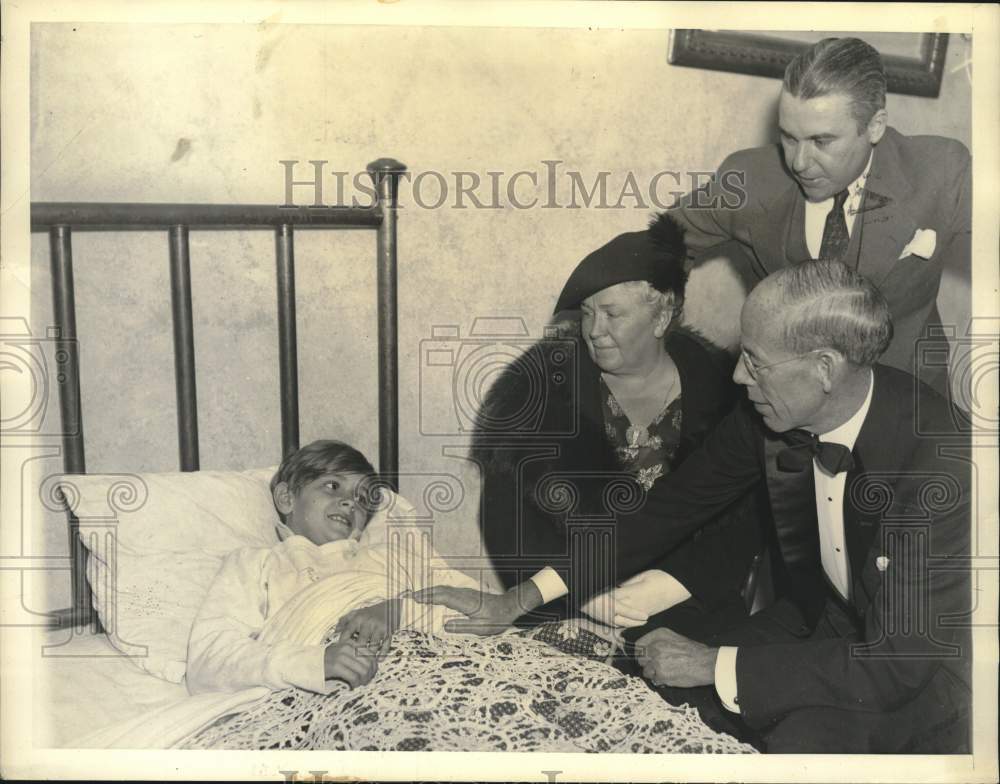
[635,627,718,688]
[580,585,649,629]
[580,588,649,628]
[411,585,525,635]
[335,599,401,649]
[323,638,380,688]
[580,571,692,628]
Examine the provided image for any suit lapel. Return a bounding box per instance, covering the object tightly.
[844,367,905,607]
[784,193,811,263]
[855,136,918,290]
[764,431,821,568]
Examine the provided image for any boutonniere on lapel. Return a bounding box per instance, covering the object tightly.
[876,555,890,572]
[898,228,937,260]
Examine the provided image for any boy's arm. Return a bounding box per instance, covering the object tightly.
[338,534,487,640]
[186,547,329,694]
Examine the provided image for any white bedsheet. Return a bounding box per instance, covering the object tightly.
[33,628,190,747]
[32,616,628,749]
[32,570,492,750]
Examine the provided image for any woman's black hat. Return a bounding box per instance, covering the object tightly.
[553,212,688,314]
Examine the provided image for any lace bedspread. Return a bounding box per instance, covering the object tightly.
[180,624,755,753]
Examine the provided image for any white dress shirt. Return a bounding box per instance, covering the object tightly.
[813,373,873,601]
[715,371,874,713]
[803,151,873,259]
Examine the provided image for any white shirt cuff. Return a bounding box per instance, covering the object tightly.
[529,567,568,604]
[266,642,329,694]
[714,646,741,714]
[656,571,692,611]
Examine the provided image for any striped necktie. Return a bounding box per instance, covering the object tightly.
[819,189,850,262]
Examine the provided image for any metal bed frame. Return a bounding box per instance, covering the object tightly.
[31,157,406,631]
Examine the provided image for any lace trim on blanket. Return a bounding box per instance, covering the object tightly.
[180,624,754,753]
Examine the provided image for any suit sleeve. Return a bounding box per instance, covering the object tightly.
[654,486,764,610]
[567,401,764,604]
[669,151,746,255]
[668,151,765,291]
[939,143,971,278]
[733,436,971,727]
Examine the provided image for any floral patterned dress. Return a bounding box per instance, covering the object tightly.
[599,375,683,491]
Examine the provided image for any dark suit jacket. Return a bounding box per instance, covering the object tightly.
[672,127,971,389]
[472,328,760,608]
[626,364,971,729]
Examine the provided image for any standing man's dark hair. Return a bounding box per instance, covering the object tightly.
[782,37,887,132]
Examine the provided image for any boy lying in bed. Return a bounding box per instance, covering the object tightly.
[186,439,477,695]
[177,443,755,753]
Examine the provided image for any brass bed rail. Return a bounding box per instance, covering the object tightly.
[31,157,406,630]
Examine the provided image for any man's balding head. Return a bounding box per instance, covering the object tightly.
[751,261,893,366]
[736,262,892,433]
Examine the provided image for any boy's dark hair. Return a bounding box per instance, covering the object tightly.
[270,439,377,519]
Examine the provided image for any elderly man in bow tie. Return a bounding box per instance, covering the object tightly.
[633,260,971,753]
[671,37,970,399]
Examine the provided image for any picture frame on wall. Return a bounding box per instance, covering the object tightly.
[668,30,949,97]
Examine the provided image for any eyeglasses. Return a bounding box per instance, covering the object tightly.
[739,348,823,381]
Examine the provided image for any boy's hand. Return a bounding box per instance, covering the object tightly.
[336,599,401,649]
[323,639,380,688]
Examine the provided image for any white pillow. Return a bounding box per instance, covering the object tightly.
[64,467,281,683]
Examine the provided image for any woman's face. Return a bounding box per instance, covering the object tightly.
[580,283,668,375]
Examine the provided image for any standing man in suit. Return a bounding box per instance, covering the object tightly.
[634,260,971,753]
[672,37,971,398]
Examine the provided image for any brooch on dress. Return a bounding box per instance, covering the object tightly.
[635,464,664,490]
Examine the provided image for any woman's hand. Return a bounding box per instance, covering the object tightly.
[323,639,380,688]
[411,585,525,635]
[336,599,401,649]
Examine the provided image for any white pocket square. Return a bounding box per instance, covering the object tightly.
[876,556,890,572]
[898,228,936,260]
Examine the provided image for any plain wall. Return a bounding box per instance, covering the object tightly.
[26,24,972,609]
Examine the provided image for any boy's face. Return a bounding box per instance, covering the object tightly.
[274,472,371,545]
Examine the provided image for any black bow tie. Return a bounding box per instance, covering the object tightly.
[777,430,855,474]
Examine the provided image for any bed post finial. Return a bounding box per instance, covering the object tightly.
[367,158,407,206]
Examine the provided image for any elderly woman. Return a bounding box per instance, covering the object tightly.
[415,214,762,650]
